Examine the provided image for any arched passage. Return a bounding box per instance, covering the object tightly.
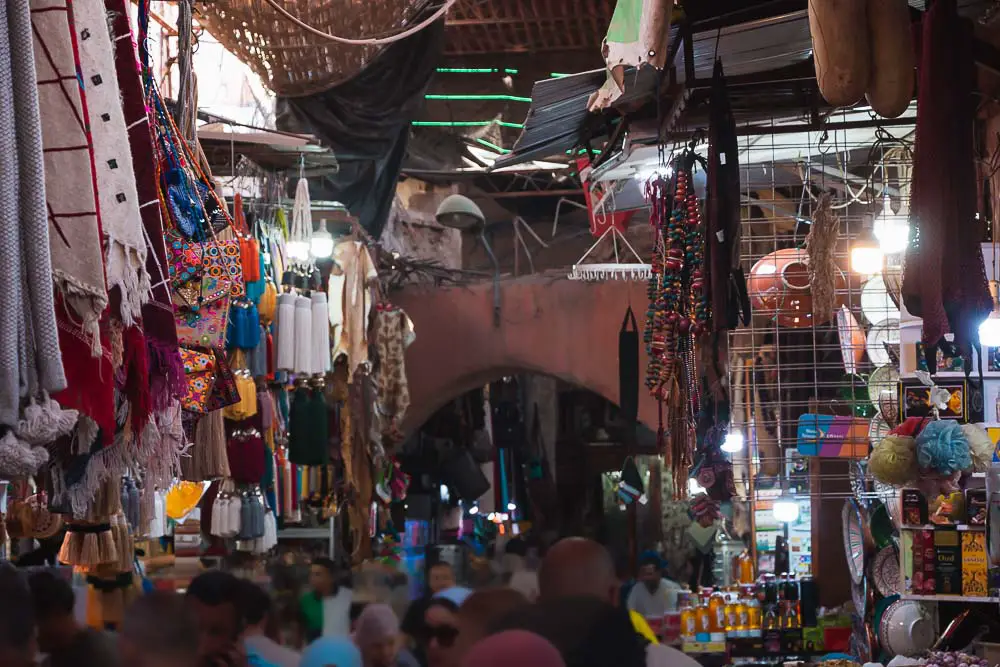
[393,275,658,434]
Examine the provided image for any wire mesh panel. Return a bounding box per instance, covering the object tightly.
[728,107,915,497]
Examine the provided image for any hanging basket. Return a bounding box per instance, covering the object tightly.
[197,0,430,97]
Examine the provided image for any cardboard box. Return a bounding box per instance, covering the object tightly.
[935,528,962,595]
[962,531,988,596]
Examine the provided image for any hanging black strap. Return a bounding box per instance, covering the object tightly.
[620,306,639,446]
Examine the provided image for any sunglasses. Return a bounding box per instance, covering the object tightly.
[422,624,460,648]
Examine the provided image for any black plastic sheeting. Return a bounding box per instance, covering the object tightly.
[275,18,445,238]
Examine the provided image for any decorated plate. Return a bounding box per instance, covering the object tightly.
[872,545,901,597]
[843,498,868,585]
[868,366,900,414]
[850,459,868,506]
[852,576,870,616]
[874,481,903,528]
[867,318,901,368]
[862,275,900,326]
[869,414,891,449]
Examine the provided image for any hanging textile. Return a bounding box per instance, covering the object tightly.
[903,0,991,352]
[75,0,149,326]
[372,305,410,437]
[275,19,445,237]
[31,0,109,352]
[107,0,183,408]
[332,240,378,379]
[619,307,639,444]
[0,0,66,425]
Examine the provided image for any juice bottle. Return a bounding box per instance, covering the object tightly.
[736,587,750,638]
[678,590,697,640]
[746,588,762,637]
[695,591,713,635]
[724,587,740,635]
[738,550,755,584]
[709,588,727,633]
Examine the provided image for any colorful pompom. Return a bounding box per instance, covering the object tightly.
[915,420,972,475]
[869,434,919,485]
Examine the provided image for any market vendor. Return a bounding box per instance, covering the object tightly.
[626,551,682,629]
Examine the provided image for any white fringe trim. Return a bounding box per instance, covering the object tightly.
[53,270,108,357]
[105,240,150,327]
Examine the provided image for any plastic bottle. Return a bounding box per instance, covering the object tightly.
[678,590,697,641]
[695,590,713,637]
[724,587,740,636]
[746,587,762,637]
[736,586,751,638]
[709,588,727,632]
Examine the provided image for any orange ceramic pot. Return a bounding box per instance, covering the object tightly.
[748,248,845,328]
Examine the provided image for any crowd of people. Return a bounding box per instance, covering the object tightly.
[0,538,704,667]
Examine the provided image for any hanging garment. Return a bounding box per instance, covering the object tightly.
[372,306,410,430]
[75,0,149,325]
[31,0,109,352]
[332,240,377,378]
[0,0,66,425]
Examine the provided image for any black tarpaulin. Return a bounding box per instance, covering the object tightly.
[275,19,445,238]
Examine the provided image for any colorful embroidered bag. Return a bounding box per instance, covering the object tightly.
[173,275,232,349]
[179,348,216,413]
[165,230,246,299]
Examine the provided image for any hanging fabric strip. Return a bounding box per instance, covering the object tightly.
[619,306,639,445]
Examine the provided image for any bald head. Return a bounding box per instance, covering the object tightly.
[537,538,619,605]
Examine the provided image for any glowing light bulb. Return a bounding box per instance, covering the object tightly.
[851,242,883,276]
[979,310,1000,347]
[310,219,335,258]
[286,240,310,261]
[507,502,517,511]
[469,505,479,515]
[772,497,800,523]
[721,432,744,453]
[873,199,909,254]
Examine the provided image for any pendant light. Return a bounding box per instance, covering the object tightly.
[851,213,884,275]
[872,196,909,254]
[721,431,744,453]
[310,218,335,259]
[772,493,800,523]
[980,281,1000,346]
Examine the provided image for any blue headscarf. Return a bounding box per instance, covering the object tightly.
[433,586,473,608]
[301,637,362,667]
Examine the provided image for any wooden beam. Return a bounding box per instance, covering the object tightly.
[482,188,584,199]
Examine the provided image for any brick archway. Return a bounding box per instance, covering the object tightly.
[393,275,658,433]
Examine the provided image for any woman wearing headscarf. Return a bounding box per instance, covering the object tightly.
[354,604,418,667]
[460,631,565,667]
[420,588,471,667]
[301,637,361,667]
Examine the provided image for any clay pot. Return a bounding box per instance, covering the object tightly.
[748,248,845,327]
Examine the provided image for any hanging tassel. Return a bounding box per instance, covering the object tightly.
[17,392,78,445]
[276,293,296,371]
[122,326,152,434]
[293,295,313,375]
[308,389,330,465]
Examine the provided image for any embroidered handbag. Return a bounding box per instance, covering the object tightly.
[165,230,246,299]
[179,347,216,413]
[173,274,232,349]
[206,350,241,411]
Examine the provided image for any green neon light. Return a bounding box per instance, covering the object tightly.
[436,67,520,74]
[550,72,573,78]
[426,94,531,103]
[412,120,525,129]
[474,138,511,154]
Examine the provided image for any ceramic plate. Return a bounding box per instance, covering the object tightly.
[843,498,868,585]
[850,459,868,506]
[868,366,900,414]
[869,414,891,448]
[862,275,900,326]
[867,318,901,368]
[852,576,869,616]
[872,545,901,597]
[874,481,902,528]
[879,599,936,657]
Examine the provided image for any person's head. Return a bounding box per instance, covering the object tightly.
[27,571,76,654]
[454,588,528,661]
[492,597,646,667]
[537,538,618,606]
[0,565,35,667]
[301,637,361,667]
[638,551,663,591]
[460,630,565,667]
[185,571,244,660]
[309,558,339,597]
[422,598,460,667]
[426,562,455,595]
[120,592,200,667]
[239,581,272,636]
[354,604,401,667]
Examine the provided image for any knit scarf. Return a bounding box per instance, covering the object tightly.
[31,0,109,355]
[0,0,67,425]
[105,0,183,410]
[74,0,150,327]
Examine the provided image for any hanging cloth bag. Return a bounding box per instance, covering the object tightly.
[233,194,261,283]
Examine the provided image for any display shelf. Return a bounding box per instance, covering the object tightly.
[899,524,986,532]
[900,594,1000,603]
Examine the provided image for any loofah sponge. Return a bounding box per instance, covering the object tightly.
[915,420,972,475]
[869,435,919,485]
[961,423,994,472]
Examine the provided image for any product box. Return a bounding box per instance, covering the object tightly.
[902,488,929,526]
[967,489,988,525]
[901,531,914,593]
[935,528,962,595]
[962,531,988,596]
[802,627,825,653]
[911,529,936,594]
